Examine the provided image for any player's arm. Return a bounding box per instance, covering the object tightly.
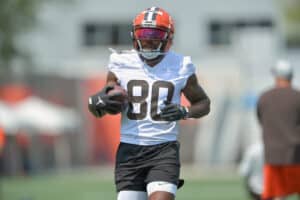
[106,71,118,86]
[182,74,210,118]
[88,71,122,118]
[160,74,210,121]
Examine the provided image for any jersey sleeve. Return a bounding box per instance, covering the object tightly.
[107,53,123,80]
[180,56,196,88]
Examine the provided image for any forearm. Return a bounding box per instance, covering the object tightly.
[182,74,211,119]
[187,98,210,118]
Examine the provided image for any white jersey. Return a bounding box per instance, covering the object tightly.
[239,142,264,194]
[108,51,195,145]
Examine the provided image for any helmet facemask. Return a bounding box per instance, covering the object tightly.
[132,28,172,60]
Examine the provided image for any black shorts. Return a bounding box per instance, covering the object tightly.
[114,141,181,192]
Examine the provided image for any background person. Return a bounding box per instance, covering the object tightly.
[257,60,300,200]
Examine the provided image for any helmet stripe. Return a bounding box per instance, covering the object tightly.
[144,7,160,21]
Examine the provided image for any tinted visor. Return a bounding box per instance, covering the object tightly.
[135,28,167,40]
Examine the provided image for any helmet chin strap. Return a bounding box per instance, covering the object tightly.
[136,40,164,60]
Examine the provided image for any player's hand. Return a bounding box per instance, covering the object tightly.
[88,85,123,117]
[160,101,189,121]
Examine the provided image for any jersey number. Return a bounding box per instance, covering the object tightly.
[127,80,174,121]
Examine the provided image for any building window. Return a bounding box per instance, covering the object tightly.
[83,23,132,46]
[208,19,274,46]
[209,22,232,45]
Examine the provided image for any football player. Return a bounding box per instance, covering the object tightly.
[88,7,210,200]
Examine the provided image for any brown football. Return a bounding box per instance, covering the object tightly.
[107,85,128,103]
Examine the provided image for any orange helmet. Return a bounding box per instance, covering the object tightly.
[132,7,174,60]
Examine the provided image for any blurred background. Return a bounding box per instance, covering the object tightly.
[1,0,300,199]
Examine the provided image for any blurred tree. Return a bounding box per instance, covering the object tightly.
[284,0,300,22]
[0,0,45,75]
[279,0,300,48]
[0,0,74,80]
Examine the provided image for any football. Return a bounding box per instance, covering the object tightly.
[107,85,128,102]
[106,85,128,114]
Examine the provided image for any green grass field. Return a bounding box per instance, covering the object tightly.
[1,166,298,200]
[2,177,247,200]
[2,178,248,200]
[0,167,297,200]
[1,166,251,200]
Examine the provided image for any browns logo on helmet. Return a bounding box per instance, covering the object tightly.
[131,7,174,61]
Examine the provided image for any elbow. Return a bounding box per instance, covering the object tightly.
[190,98,211,118]
[197,98,210,118]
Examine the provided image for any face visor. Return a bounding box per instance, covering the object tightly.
[134,28,168,40]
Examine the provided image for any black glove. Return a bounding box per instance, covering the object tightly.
[88,85,124,117]
[160,101,189,121]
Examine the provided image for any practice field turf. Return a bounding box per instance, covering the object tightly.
[1,166,298,200]
[1,177,247,200]
[1,166,247,200]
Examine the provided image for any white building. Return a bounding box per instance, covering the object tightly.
[22,0,281,76]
